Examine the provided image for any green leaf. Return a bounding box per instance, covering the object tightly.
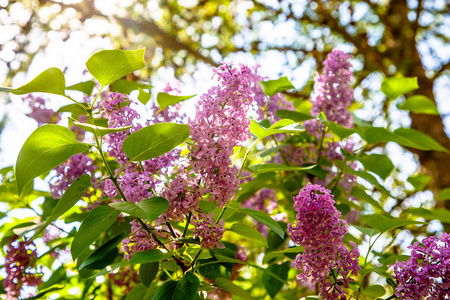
[350,186,383,210]
[394,128,448,152]
[378,255,410,266]
[276,110,313,122]
[398,95,439,115]
[274,246,304,254]
[229,223,267,247]
[79,233,125,270]
[352,225,380,238]
[71,206,121,260]
[367,214,425,233]
[381,77,418,100]
[0,67,66,96]
[110,79,152,94]
[109,197,169,222]
[214,277,254,300]
[35,174,91,237]
[66,81,96,95]
[407,173,432,191]
[259,76,295,97]
[172,272,200,300]
[405,207,450,224]
[241,208,284,238]
[70,117,132,137]
[57,103,88,116]
[137,197,170,221]
[122,123,190,161]
[126,283,155,300]
[359,154,394,180]
[335,161,390,196]
[39,266,66,290]
[138,88,152,105]
[437,188,450,200]
[152,281,178,300]
[140,262,159,288]
[249,120,303,140]
[261,262,290,299]
[248,163,315,175]
[86,48,146,86]
[324,121,357,139]
[129,249,173,265]
[362,285,386,298]
[156,92,195,111]
[15,124,89,195]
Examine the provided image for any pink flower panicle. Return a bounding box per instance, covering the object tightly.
[2,237,42,300]
[162,167,201,222]
[103,92,142,169]
[393,233,450,299]
[189,63,254,208]
[311,49,353,128]
[192,212,225,249]
[49,153,96,199]
[104,171,155,204]
[288,183,360,299]
[22,95,61,126]
[122,220,166,260]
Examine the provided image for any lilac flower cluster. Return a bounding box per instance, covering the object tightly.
[310,49,353,128]
[102,92,181,258]
[288,183,360,299]
[2,237,42,300]
[162,168,201,222]
[22,95,61,126]
[49,153,96,199]
[192,212,225,249]
[189,63,254,209]
[103,92,143,169]
[122,220,163,260]
[392,233,450,299]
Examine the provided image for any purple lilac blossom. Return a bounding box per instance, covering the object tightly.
[122,220,168,260]
[2,237,42,300]
[392,233,450,299]
[49,153,96,199]
[162,167,201,222]
[188,63,254,208]
[103,92,143,170]
[310,49,353,128]
[288,183,360,299]
[192,212,225,249]
[22,94,61,126]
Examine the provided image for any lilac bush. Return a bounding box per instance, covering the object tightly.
[0,47,447,300]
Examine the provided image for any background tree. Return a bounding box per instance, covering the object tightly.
[1,0,448,197]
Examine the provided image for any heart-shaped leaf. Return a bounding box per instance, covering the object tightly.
[86,48,146,86]
[0,68,66,96]
[122,123,190,161]
[15,125,89,195]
